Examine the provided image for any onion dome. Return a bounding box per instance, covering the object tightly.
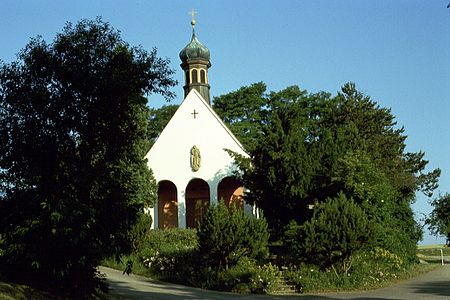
[180,10,212,104]
[179,30,210,62]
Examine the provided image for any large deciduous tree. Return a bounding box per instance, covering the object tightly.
[0,18,176,296]
[213,82,268,152]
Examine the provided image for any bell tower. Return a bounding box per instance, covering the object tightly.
[179,10,211,104]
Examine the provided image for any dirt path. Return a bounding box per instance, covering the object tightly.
[100,265,450,300]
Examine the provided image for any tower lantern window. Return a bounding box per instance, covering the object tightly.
[192,69,198,83]
[200,69,206,83]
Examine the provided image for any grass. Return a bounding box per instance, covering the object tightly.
[288,263,440,294]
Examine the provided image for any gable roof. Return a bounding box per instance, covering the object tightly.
[145,89,249,183]
[149,89,247,154]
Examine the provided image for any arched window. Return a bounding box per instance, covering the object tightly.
[191,69,198,83]
[200,69,206,83]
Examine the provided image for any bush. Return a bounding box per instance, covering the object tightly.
[201,258,282,294]
[141,248,197,283]
[197,200,269,270]
[140,228,198,256]
[139,228,198,283]
[284,249,408,293]
[248,262,282,294]
[282,220,305,265]
[285,193,372,275]
[129,211,153,252]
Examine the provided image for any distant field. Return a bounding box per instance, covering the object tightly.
[417,244,446,249]
[417,244,450,260]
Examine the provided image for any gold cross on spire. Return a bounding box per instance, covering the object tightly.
[189,8,197,29]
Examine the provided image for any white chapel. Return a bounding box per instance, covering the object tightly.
[145,16,250,229]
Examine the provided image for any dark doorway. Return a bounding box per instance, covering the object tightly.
[157,180,178,229]
[218,177,244,209]
[185,179,210,228]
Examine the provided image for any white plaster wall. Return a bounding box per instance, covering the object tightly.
[145,89,248,228]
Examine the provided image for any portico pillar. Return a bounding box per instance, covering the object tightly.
[178,188,187,228]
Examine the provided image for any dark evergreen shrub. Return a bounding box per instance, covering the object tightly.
[129,211,153,252]
[287,193,372,274]
[197,200,269,270]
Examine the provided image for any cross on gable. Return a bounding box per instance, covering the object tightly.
[191,109,199,119]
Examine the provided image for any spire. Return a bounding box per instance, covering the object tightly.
[179,10,212,104]
[190,8,196,31]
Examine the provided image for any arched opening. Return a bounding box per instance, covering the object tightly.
[218,177,244,209]
[185,178,210,228]
[157,180,178,229]
[200,69,206,83]
[191,69,198,83]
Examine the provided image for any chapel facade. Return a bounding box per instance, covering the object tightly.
[145,16,251,229]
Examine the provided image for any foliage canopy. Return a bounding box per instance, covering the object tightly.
[285,193,372,275]
[215,82,440,262]
[426,193,450,245]
[197,200,269,270]
[148,104,179,146]
[0,18,176,296]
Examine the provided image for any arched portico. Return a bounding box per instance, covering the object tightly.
[185,178,210,228]
[217,177,244,209]
[157,180,178,229]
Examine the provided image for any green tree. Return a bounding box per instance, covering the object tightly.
[331,150,422,261]
[213,82,267,152]
[148,104,178,146]
[197,201,269,270]
[289,193,372,275]
[0,18,175,296]
[220,82,439,262]
[426,193,450,245]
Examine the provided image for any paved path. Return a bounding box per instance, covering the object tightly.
[100,265,450,300]
[317,265,450,300]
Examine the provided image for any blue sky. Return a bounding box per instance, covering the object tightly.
[1,1,449,244]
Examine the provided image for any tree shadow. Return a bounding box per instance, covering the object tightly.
[106,273,396,300]
[103,265,450,300]
[107,276,242,300]
[408,280,450,297]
